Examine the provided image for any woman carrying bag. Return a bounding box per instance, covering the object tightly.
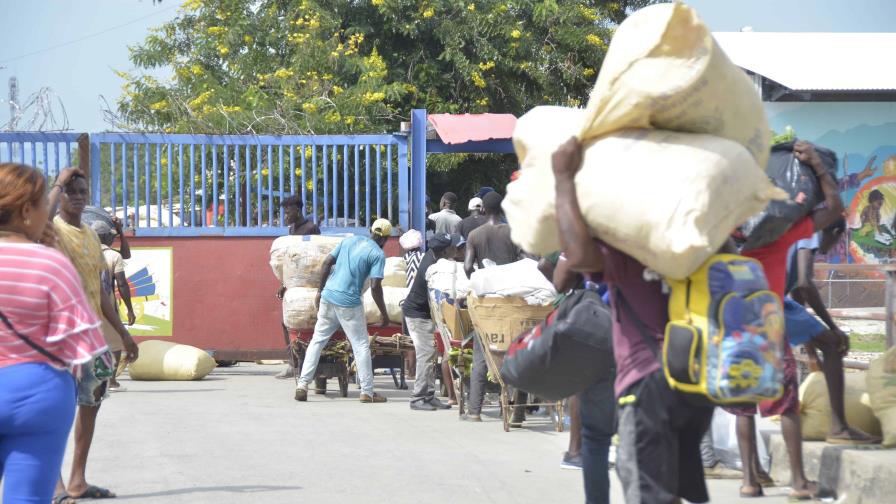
[0,163,108,504]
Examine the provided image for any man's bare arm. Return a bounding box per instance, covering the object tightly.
[553,138,603,273]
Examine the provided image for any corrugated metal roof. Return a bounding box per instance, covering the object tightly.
[713,32,896,91]
[427,113,517,145]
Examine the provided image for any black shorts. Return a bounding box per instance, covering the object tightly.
[616,371,714,504]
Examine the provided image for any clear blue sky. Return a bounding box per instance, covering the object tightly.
[0,0,893,132]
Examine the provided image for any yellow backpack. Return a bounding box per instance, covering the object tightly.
[662,254,786,405]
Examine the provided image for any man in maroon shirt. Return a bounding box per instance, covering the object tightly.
[552,138,712,504]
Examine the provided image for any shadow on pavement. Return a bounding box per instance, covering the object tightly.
[116,485,302,500]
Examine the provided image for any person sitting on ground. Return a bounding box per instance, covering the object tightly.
[458,197,487,240]
[786,220,880,445]
[428,192,462,234]
[275,196,321,380]
[91,218,137,392]
[727,141,846,501]
[402,233,463,411]
[553,137,714,504]
[0,163,109,504]
[463,191,527,425]
[50,168,139,503]
[294,219,393,403]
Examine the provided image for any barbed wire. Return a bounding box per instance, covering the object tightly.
[1,87,70,131]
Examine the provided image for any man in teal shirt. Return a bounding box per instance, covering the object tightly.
[295,219,393,403]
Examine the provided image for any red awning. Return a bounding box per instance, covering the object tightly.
[427,113,517,145]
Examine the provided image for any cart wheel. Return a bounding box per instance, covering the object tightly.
[501,389,511,433]
[314,377,327,394]
[338,375,349,398]
[458,376,466,416]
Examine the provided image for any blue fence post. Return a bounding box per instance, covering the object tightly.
[90,138,101,206]
[396,136,409,232]
[410,109,427,235]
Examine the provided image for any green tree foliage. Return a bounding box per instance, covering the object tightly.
[115,0,652,213]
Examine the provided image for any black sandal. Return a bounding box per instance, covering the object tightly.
[52,492,76,504]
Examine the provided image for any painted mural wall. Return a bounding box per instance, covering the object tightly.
[766,102,896,264]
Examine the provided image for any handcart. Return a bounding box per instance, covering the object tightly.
[430,290,474,415]
[466,294,563,432]
[289,328,352,397]
[368,329,414,389]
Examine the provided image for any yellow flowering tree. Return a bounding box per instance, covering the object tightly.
[115,0,653,200]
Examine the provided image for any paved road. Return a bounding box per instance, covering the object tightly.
[60,364,798,503]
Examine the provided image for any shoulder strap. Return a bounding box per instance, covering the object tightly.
[613,286,661,360]
[0,309,68,367]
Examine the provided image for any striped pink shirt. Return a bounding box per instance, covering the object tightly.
[0,242,107,370]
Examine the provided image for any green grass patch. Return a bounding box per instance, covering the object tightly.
[849,333,887,353]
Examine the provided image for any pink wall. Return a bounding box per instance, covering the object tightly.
[128,235,400,360]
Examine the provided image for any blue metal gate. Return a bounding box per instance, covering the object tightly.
[88,133,409,236]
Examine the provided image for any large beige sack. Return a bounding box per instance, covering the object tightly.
[269,235,308,282]
[363,287,407,324]
[867,347,896,446]
[128,340,217,381]
[383,256,408,288]
[505,124,786,278]
[281,235,345,288]
[282,287,319,330]
[799,371,882,441]
[581,2,770,167]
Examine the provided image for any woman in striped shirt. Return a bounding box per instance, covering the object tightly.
[0,163,107,504]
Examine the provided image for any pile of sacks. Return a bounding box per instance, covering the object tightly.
[363,257,408,324]
[270,235,346,330]
[426,258,473,304]
[867,347,896,446]
[470,258,557,306]
[271,236,410,328]
[799,371,881,440]
[503,2,786,279]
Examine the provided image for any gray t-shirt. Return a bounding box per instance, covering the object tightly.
[429,209,462,234]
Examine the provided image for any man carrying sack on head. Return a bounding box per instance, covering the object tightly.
[294,219,393,403]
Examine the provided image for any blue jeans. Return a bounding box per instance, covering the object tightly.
[579,375,616,504]
[298,301,375,396]
[1,363,77,504]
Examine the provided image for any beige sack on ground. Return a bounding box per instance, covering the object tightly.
[282,287,319,330]
[581,2,770,167]
[281,235,345,288]
[799,371,882,441]
[128,340,217,381]
[867,347,896,446]
[505,123,786,278]
[363,287,407,324]
[383,256,409,288]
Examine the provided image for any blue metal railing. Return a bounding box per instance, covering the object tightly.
[89,133,409,237]
[0,132,82,179]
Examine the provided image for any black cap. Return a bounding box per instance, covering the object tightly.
[428,233,464,251]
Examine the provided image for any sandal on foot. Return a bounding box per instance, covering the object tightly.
[52,492,76,504]
[71,485,116,499]
[788,482,819,501]
[739,485,764,498]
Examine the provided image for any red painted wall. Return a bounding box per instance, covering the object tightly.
[128,235,400,359]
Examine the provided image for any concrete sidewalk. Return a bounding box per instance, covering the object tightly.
[60,364,792,503]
